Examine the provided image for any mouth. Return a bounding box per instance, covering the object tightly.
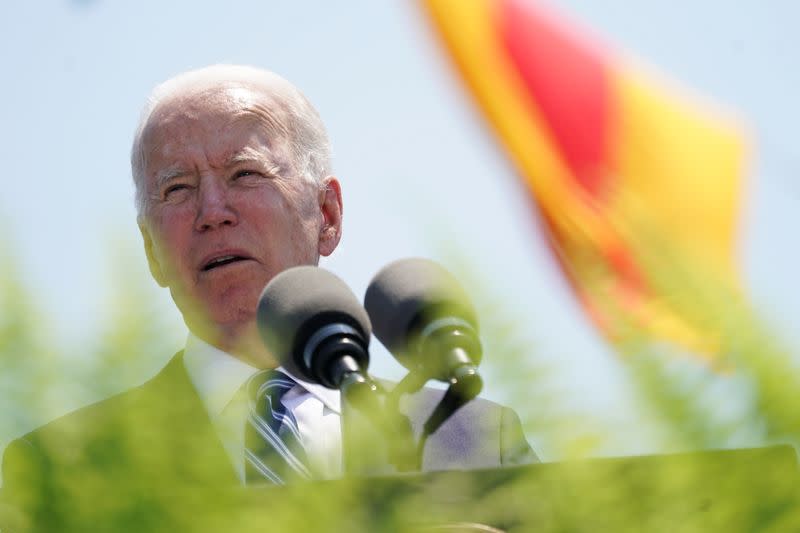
[201,254,251,272]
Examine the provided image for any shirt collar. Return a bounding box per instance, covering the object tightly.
[182,333,340,418]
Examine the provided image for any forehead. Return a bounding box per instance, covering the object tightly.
[140,85,293,175]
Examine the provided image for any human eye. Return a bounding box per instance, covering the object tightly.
[233,169,263,179]
[232,168,272,185]
[162,181,192,200]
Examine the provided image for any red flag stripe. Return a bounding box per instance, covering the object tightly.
[499,0,613,200]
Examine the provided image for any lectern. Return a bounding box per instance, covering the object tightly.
[232,445,800,532]
[2,446,797,532]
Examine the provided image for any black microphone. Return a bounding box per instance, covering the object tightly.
[257,265,417,472]
[256,265,374,394]
[364,258,484,433]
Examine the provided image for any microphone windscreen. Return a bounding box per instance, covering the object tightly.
[364,258,477,357]
[257,266,371,380]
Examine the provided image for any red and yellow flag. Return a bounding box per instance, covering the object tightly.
[421,0,748,355]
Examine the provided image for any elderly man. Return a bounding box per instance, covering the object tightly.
[1,65,535,529]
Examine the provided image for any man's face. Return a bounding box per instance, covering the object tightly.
[138,86,341,347]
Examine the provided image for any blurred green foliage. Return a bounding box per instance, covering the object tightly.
[0,235,178,447]
[1,228,800,532]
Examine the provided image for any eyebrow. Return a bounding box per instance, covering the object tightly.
[224,147,265,166]
[225,147,287,176]
[154,166,191,190]
[151,147,287,191]
[152,152,262,188]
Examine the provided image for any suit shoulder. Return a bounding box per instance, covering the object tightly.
[13,351,184,448]
[17,387,141,443]
[0,386,147,517]
[400,385,537,467]
[9,353,187,460]
[5,386,159,481]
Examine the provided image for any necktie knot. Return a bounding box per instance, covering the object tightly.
[248,370,295,430]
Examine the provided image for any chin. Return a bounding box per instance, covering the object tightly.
[195,309,257,351]
[176,293,256,339]
[207,295,257,324]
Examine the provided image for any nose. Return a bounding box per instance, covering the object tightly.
[194,179,238,232]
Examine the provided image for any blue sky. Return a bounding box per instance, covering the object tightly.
[1,0,798,458]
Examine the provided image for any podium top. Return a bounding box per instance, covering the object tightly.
[236,445,800,532]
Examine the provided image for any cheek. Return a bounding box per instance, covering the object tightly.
[245,185,317,233]
[284,195,321,240]
[285,184,323,227]
[252,195,321,262]
[150,218,192,273]
[291,215,324,263]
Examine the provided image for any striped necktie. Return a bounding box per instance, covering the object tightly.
[244,369,311,484]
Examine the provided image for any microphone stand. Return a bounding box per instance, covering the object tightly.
[334,359,418,473]
[385,362,483,471]
[324,342,482,473]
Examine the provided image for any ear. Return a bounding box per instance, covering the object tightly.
[138,219,167,287]
[317,177,343,257]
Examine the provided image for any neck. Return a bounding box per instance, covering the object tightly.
[192,320,278,370]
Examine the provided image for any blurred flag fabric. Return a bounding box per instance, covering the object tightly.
[421,0,748,356]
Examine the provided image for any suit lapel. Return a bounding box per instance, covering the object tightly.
[130,351,239,485]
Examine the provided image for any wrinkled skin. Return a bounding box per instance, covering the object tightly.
[137,84,342,366]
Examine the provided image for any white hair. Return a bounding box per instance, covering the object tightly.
[131,64,333,215]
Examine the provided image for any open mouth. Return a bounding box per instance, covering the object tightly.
[202,255,249,272]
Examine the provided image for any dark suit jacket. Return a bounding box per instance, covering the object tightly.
[1,352,535,531]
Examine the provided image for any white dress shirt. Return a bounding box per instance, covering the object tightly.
[182,334,342,482]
